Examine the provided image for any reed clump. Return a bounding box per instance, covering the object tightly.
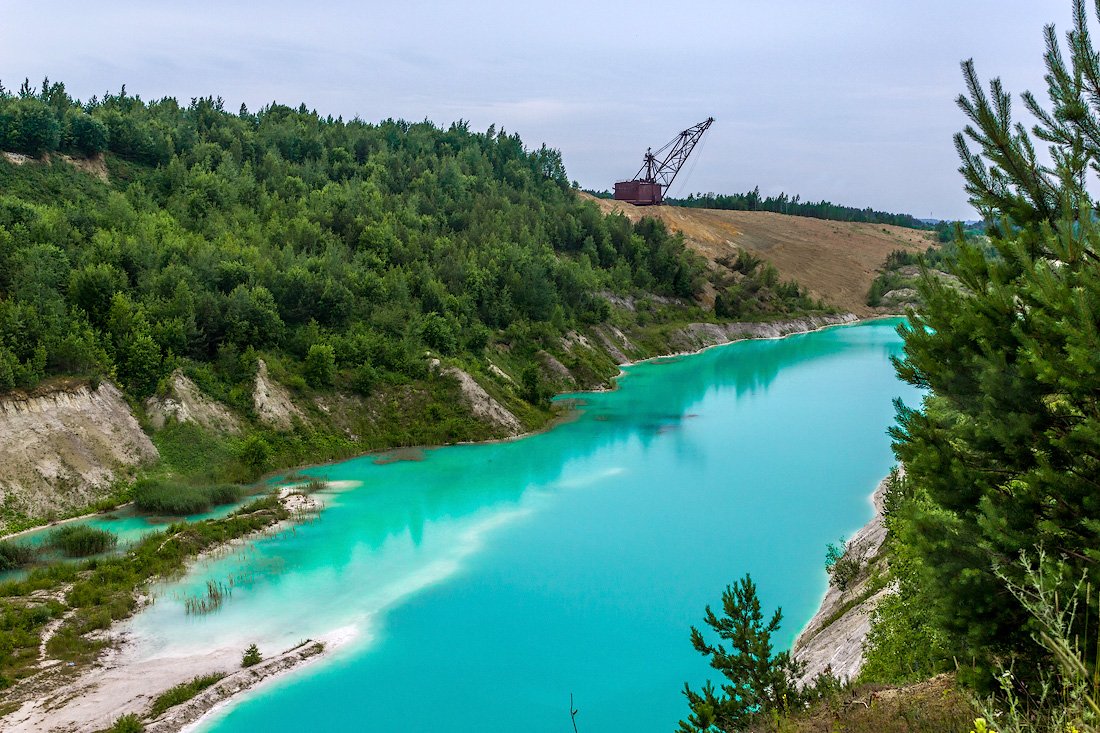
[47,525,117,557]
[184,580,232,615]
[132,479,244,516]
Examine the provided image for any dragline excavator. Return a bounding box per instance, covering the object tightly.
[613,117,714,206]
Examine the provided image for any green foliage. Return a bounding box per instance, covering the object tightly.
[878,0,1100,690]
[149,673,226,717]
[131,478,243,515]
[860,476,952,684]
[0,80,710,413]
[63,110,108,156]
[824,537,864,592]
[0,540,35,571]
[303,343,336,387]
[679,574,804,732]
[970,552,1100,733]
[235,434,272,474]
[714,250,826,319]
[241,643,262,667]
[47,525,117,557]
[104,714,144,733]
[0,97,61,155]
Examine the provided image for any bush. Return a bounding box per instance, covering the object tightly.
[150,672,226,716]
[241,643,262,667]
[304,343,336,388]
[64,111,108,156]
[132,479,243,515]
[47,525,117,557]
[825,537,865,592]
[236,435,272,474]
[0,540,36,571]
[351,362,377,396]
[106,713,144,733]
[0,98,61,155]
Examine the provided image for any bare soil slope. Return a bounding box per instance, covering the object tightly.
[581,193,934,315]
[0,381,158,532]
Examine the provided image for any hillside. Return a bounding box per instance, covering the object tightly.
[582,193,935,315]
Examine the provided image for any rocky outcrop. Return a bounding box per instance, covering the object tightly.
[592,325,637,365]
[791,474,893,685]
[442,367,523,436]
[0,382,158,531]
[145,370,241,434]
[538,351,575,385]
[669,313,859,355]
[487,363,514,383]
[253,360,306,431]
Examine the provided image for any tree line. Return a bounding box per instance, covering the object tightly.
[668,188,932,228]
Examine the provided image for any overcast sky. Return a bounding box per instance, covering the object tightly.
[0,1,1077,219]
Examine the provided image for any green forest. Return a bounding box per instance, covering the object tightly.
[0,77,713,401]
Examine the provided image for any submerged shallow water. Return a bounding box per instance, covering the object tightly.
[125,319,918,732]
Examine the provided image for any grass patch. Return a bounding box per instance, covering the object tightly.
[150,672,226,717]
[150,421,232,480]
[132,479,244,515]
[48,525,118,557]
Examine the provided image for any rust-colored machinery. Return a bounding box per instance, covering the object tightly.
[614,117,714,206]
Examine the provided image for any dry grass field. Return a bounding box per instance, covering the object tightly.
[580,193,935,315]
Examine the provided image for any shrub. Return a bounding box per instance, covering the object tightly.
[241,643,262,667]
[304,343,336,388]
[825,537,866,591]
[106,713,144,733]
[236,435,271,473]
[149,672,226,717]
[48,525,117,557]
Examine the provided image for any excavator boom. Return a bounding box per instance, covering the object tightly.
[614,117,714,206]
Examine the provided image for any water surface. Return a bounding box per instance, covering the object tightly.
[127,320,917,732]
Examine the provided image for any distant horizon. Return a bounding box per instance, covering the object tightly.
[2,1,1078,220]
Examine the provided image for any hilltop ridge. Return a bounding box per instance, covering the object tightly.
[580,193,935,315]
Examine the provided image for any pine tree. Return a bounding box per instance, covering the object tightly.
[678,575,803,732]
[889,0,1100,687]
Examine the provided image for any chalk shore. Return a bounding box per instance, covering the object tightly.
[791,472,895,685]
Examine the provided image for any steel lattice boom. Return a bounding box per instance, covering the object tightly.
[614,117,714,206]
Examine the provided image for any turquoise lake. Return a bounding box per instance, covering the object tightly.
[123,319,919,732]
